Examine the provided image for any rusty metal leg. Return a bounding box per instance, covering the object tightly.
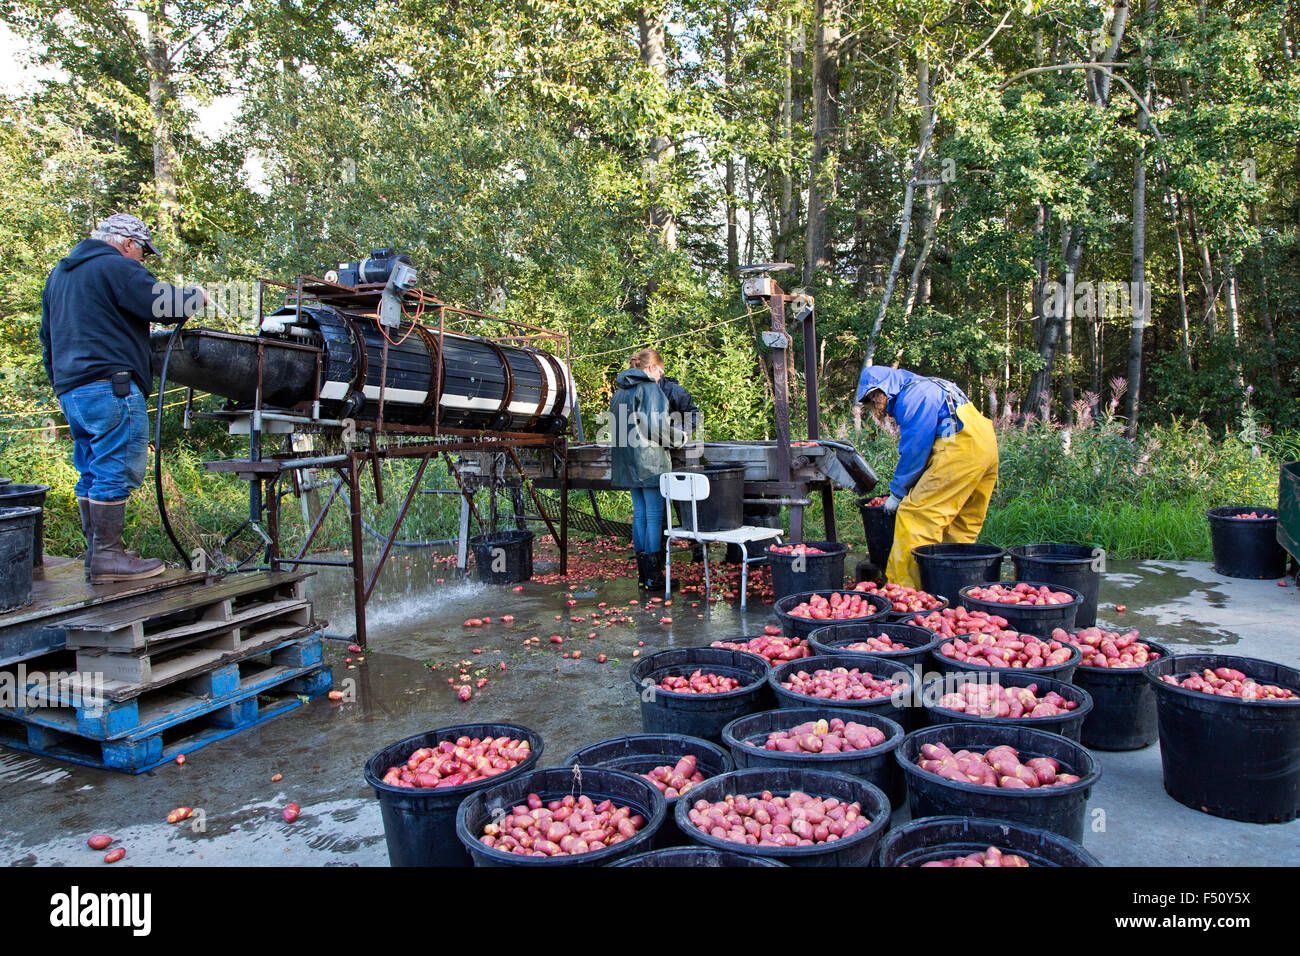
[364,453,431,602]
[346,452,367,648]
[822,485,837,542]
[560,441,569,575]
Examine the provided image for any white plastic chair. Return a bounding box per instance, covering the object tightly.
[659,471,784,608]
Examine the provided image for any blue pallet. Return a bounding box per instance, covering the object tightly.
[6,635,324,740]
[0,661,333,773]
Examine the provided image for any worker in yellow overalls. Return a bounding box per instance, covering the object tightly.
[856,366,999,589]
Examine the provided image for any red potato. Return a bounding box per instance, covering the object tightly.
[840,632,914,654]
[780,665,904,701]
[747,717,888,754]
[863,496,888,507]
[920,846,1031,867]
[87,835,114,850]
[907,606,1013,638]
[853,581,944,613]
[479,793,646,856]
[166,807,192,824]
[769,543,828,555]
[937,680,1078,718]
[711,635,811,663]
[382,736,533,789]
[915,742,1078,789]
[1229,511,1273,519]
[657,670,744,694]
[282,803,301,823]
[1053,627,1161,669]
[103,847,126,864]
[686,790,872,847]
[642,755,706,797]
[937,633,1072,669]
[785,591,880,622]
[1159,669,1299,701]
[966,582,1075,606]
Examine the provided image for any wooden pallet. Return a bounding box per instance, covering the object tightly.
[0,636,331,772]
[54,570,311,651]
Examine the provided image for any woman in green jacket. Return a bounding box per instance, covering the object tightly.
[609,348,682,589]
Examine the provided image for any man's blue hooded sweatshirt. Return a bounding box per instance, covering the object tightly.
[856,366,968,499]
[40,239,200,399]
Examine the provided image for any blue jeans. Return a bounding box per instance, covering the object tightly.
[58,380,150,503]
[630,487,665,554]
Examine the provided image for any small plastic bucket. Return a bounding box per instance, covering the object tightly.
[1205,507,1287,579]
[767,541,849,600]
[469,530,534,584]
[913,543,1005,603]
[874,815,1101,867]
[1008,543,1103,628]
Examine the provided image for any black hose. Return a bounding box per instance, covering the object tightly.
[154,319,192,568]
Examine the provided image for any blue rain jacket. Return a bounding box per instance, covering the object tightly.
[856,366,969,498]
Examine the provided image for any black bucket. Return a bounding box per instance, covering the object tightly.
[1145,654,1300,823]
[1008,543,1102,628]
[913,544,1006,603]
[723,707,906,806]
[609,846,786,866]
[363,723,544,867]
[958,581,1083,638]
[674,767,891,867]
[469,529,534,584]
[1206,507,1288,579]
[0,506,39,610]
[562,733,734,847]
[807,622,940,672]
[895,723,1101,843]
[857,498,895,568]
[768,653,916,729]
[930,640,1081,684]
[455,766,666,866]
[874,815,1101,867]
[674,465,746,532]
[773,589,891,639]
[629,647,772,743]
[1073,638,1170,751]
[921,671,1094,742]
[767,541,849,599]
[0,484,48,567]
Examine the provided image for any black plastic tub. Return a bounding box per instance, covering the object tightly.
[469,529,534,584]
[874,816,1101,867]
[807,622,940,672]
[0,484,47,567]
[1145,654,1300,823]
[456,767,666,866]
[1009,543,1102,628]
[675,767,891,867]
[921,670,1094,742]
[629,647,772,743]
[930,639,1082,684]
[958,581,1083,638]
[722,707,906,806]
[767,540,849,600]
[1072,638,1170,751]
[913,543,1006,605]
[895,723,1101,843]
[1206,507,1288,579]
[773,590,891,639]
[363,722,544,867]
[562,733,734,847]
[768,653,916,729]
[0,506,39,611]
[609,847,786,866]
[857,498,895,568]
[674,465,746,532]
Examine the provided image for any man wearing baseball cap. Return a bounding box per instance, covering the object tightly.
[39,213,207,583]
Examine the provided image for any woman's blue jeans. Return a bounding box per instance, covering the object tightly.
[630,487,665,554]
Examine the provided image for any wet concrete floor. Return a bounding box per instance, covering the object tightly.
[1,541,1297,866]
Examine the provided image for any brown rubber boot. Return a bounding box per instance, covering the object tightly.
[77,497,93,580]
[89,500,165,583]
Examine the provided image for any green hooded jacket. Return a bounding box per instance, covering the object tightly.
[609,368,685,489]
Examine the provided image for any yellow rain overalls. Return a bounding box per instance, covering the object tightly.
[885,401,1000,589]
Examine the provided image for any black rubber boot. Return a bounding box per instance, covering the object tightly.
[89,500,165,584]
[645,551,666,591]
[77,497,93,580]
[634,551,653,589]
